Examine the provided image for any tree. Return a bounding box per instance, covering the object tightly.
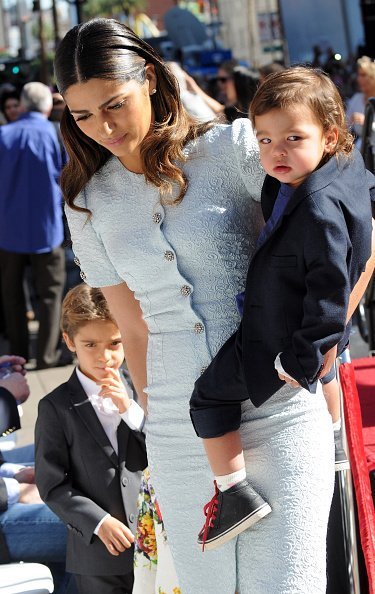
[83,0,147,21]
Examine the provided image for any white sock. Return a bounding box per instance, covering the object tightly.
[215,468,247,492]
[332,419,341,432]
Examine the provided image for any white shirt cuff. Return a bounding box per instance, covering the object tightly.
[3,477,21,505]
[274,353,296,381]
[121,400,145,432]
[94,513,111,535]
[0,463,25,478]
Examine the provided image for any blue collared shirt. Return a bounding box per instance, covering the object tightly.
[0,112,64,253]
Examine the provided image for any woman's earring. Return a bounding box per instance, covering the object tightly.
[150,88,157,95]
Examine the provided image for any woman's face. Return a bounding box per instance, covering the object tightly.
[357,67,375,96]
[4,98,21,122]
[216,68,237,105]
[64,68,157,173]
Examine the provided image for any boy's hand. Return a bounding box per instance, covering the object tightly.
[97,516,134,555]
[97,368,131,414]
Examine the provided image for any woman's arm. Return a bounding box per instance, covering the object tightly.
[101,282,149,413]
[347,219,375,321]
[320,220,375,376]
[184,72,224,115]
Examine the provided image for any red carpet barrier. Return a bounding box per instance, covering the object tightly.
[352,358,375,476]
[339,362,375,593]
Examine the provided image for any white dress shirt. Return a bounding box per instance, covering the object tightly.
[75,367,145,533]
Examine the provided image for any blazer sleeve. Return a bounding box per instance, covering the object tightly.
[0,388,21,437]
[280,201,352,387]
[35,397,109,547]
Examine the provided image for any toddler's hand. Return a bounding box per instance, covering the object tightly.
[98,516,134,555]
[277,373,301,388]
[97,368,131,414]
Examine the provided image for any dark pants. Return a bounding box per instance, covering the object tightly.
[0,247,65,367]
[74,571,134,594]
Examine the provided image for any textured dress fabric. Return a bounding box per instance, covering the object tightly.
[66,119,335,594]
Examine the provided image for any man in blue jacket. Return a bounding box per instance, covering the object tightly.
[0,82,65,369]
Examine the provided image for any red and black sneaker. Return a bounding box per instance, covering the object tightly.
[198,479,272,551]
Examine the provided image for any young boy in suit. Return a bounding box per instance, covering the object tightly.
[35,284,147,594]
[190,66,374,550]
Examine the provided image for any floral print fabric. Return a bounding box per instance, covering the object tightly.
[133,468,181,594]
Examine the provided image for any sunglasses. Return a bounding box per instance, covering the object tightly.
[216,76,232,84]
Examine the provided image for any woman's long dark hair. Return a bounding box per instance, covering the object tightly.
[55,18,214,213]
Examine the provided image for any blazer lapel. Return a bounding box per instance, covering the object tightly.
[67,370,118,467]
[259,153,343,248]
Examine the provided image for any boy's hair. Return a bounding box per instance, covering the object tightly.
[250,66,353,157]
[61,283,116,339]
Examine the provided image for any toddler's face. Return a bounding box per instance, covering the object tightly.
[64,320,124,382]
[254,105,338,188]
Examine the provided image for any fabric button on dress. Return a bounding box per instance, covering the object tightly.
[164,250,175,261]
[152,213,162,224]
[122,476,129,487]
[80,270,87,281]
[181,285,191,297]
[194,322,204,334]
[73,256,80,266]
[129,513,135,523]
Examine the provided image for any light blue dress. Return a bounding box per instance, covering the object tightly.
[66,119,334,594]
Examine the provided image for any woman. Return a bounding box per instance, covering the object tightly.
[0,90,21,123]
[346,56,375,148]
[55,18,334,593]
[223,66,259,123]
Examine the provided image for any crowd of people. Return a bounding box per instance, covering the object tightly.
[0,16,375,594]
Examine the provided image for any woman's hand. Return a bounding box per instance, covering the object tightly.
[318,345,337,379]
[97,368,131,414]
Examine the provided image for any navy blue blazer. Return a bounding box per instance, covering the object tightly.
[191,149,374,436]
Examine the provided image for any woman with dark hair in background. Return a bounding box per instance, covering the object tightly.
[0,90,21,123]
[223,65,260,123]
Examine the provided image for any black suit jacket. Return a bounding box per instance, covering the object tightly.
[191,149,374,434]
[35,370,147,576]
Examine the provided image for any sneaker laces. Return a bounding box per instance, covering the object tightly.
[200,480,219,551]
